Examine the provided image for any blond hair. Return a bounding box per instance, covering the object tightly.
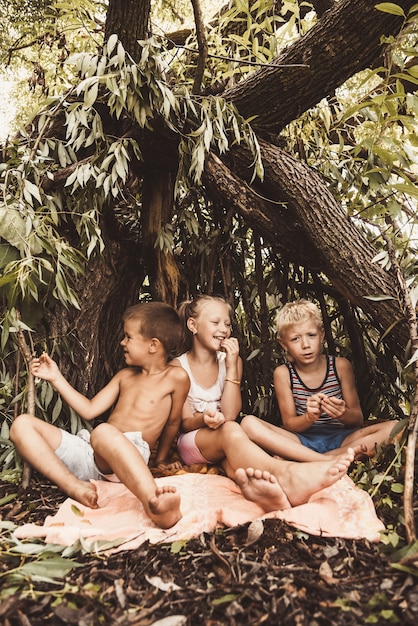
[275,299,323,338]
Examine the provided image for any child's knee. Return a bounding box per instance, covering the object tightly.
[240,414,258,436]
[90,422,116,449]
[9,413,33,443]
[90,423,105,448]
[222,420,247,445]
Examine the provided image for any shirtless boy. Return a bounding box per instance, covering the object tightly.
[10,302,190,529]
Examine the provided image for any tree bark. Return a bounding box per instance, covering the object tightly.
[204,147,409,358]
[224,0,416,133]
[105,0,151,60]
[42,224,145,399]
[142,170,180,307]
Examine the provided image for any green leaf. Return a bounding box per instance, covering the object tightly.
[246,349,260,360]
[0,206,26,250]
[84,81,99,107]
[17,556,83,582]
[390,482,404,493]
[405,348,418,368]
[390,563,418,576]
[391,182,418,198]
[375,3,405,17]
[23,180,42,204]
[106,34,119,55]
[51,396,63,424]
[212,594,239,606]
[71,504,83,517]
[406,65,418,78]
[171,540,188,554]
[0,493,17,506]
[0,243,19,268]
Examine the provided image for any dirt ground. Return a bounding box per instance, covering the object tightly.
[1,462,418,626]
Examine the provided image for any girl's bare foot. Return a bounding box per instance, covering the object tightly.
[235,467,292,511]
[147,485,182,529]
[68,481,99,508]
[273,448,355,507]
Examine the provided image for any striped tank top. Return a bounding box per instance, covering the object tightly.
[286,355,345,429]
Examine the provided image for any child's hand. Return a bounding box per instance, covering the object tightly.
[220,337,240,367]
[30,352,60,382]
[203,409,225,429]
[319,395,345,418]
[306,393,322,422]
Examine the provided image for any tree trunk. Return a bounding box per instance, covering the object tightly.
[42,227,145,399]
[142,170,180,307]
[105,0,151,60]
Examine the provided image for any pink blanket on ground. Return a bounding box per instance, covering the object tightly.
[14,473,384,552]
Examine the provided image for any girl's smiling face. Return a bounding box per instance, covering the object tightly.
[188,301,232,351]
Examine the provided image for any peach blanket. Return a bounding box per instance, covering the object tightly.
[14,473,384,552]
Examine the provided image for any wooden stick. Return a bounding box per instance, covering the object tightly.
[15,313,36,489]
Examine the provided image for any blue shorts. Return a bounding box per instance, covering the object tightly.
[296,425,358,453]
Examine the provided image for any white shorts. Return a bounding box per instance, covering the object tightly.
[55,428,150,482]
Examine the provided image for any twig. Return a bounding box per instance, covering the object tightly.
[191,0,208,95]
[15,312,36,489]
[167,39,309,68]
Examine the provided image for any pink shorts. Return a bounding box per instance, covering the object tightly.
[177,429,210,465]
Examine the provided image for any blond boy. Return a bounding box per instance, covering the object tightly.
[242,299,397,459]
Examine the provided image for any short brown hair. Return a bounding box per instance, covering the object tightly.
[123,302,182,356]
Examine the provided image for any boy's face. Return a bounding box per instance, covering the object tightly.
[120,320,154,366]
[279,319,324,365]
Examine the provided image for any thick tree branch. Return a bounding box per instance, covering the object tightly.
[223,0,416,132]
[203,152,318,268]
[220,142,409,358]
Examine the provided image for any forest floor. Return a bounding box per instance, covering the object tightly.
[1,448,418,626]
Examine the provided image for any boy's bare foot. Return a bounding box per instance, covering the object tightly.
[147,485,182,529]
[274,448,355,507]
[235,467,292,511]
[326,444,367,460]
[68,481,99,508]
[352,444,369,460]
